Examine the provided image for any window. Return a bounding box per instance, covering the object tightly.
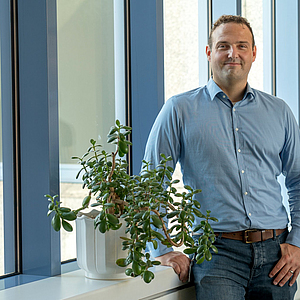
[57,0,126,262]
[163,0,199,102]
[242,0,265,91]
[0,37,3,276]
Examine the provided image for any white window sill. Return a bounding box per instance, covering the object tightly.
[0,266,195,300]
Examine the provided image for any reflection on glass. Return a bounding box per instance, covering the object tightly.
[57,0,117,261]
[242,0,264,90]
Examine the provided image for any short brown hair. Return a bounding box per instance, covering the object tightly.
[208,15,255,49]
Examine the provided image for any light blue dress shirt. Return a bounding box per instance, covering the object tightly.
[144,78,300,258]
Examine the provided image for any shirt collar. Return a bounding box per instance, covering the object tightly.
[206,77,255,102]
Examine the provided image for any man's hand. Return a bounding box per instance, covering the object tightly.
[155,251,191,283]
[269,243,300,287]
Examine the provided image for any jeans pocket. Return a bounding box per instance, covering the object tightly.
[276,229,288,245]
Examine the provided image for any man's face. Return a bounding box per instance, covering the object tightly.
[206,22,256,87]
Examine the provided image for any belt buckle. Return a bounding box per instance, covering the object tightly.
[244,229,258,243]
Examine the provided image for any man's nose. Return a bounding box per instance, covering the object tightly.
[228,46,238,58]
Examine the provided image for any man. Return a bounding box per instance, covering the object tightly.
[143,15,300,299]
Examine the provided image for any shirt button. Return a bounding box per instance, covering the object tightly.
[249,213,252,216]
[233,108,236,112]
[238,149,241,153]
[244,192,248,195]
[223,95,226,98]
[241,170,245,173]
[235,128,239,131]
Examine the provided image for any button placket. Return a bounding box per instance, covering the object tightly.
[232,106,251,218]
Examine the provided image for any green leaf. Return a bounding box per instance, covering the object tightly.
[62,220,73,232]
[183,247,197,255]
[211,245,218,254]
[193,200,201,209]
[48,203,54,210]
[99,220,107,233]
[116,258,128,267]
[184,185,192,191]
[151,231,165,242]
[152,239,158,250]
[51,213,61,231]
[107,135,118,143]
[150,215,163,229]
[58,207,71,213]
[143,270,154,283]
[118,140,129,154]
[132,261,142,276]
[209,217,219,222]
[205,249,212,261]
[193,224,203,233]
[122,125,132,130]
[125,268,133,276]
[90,138,96,145]
[118,148,125,157]
[82,195,91,207]
[193,208,206,218]
[106,213,119,225]
[196,255,205,264]
[45,194,54,200]
[61,211,77,221]
[172,179,180,184]
[166,211,179,219]
[108,126,118,135]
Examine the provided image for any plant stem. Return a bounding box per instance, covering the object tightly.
[153,209,184,247]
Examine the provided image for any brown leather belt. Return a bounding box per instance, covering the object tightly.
[215,228,286,243]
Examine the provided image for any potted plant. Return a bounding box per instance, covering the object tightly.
[46,120,218,283]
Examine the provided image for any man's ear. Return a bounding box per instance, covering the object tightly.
[206,45,211,62]
[252,45,257,63]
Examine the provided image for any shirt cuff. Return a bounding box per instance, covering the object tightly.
[146,240,174,258]
[285,225,300,249]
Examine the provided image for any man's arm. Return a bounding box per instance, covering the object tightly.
[155,251,191,283]
[270,106,300,286]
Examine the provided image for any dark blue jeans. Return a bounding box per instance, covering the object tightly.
[191,231,297,300]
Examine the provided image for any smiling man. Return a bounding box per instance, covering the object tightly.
[144,15,300,299]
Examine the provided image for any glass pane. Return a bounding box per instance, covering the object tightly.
[164,0,199,188]
[242,0,264,91]
[57,0,124,262]
[164,0,199,102]
[0,35,3,275]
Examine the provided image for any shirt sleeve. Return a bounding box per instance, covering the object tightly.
[143,97,182,258]
[281,106,300,248]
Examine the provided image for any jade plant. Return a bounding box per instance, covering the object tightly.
[46,120,218,283]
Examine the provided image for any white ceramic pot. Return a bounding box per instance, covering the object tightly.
[76,211,129,280]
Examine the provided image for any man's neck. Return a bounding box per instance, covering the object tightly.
[213,77,247,103]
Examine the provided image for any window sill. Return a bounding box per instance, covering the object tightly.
[0,266,195,300]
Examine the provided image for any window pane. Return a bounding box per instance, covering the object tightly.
[57,0,125,262]
[242,0,264,91]
[164,0,199,102]
[0,36,3,275]
[163,0,199,188]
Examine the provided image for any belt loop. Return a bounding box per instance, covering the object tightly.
[218,232,223,239]
[273,229,276,240]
